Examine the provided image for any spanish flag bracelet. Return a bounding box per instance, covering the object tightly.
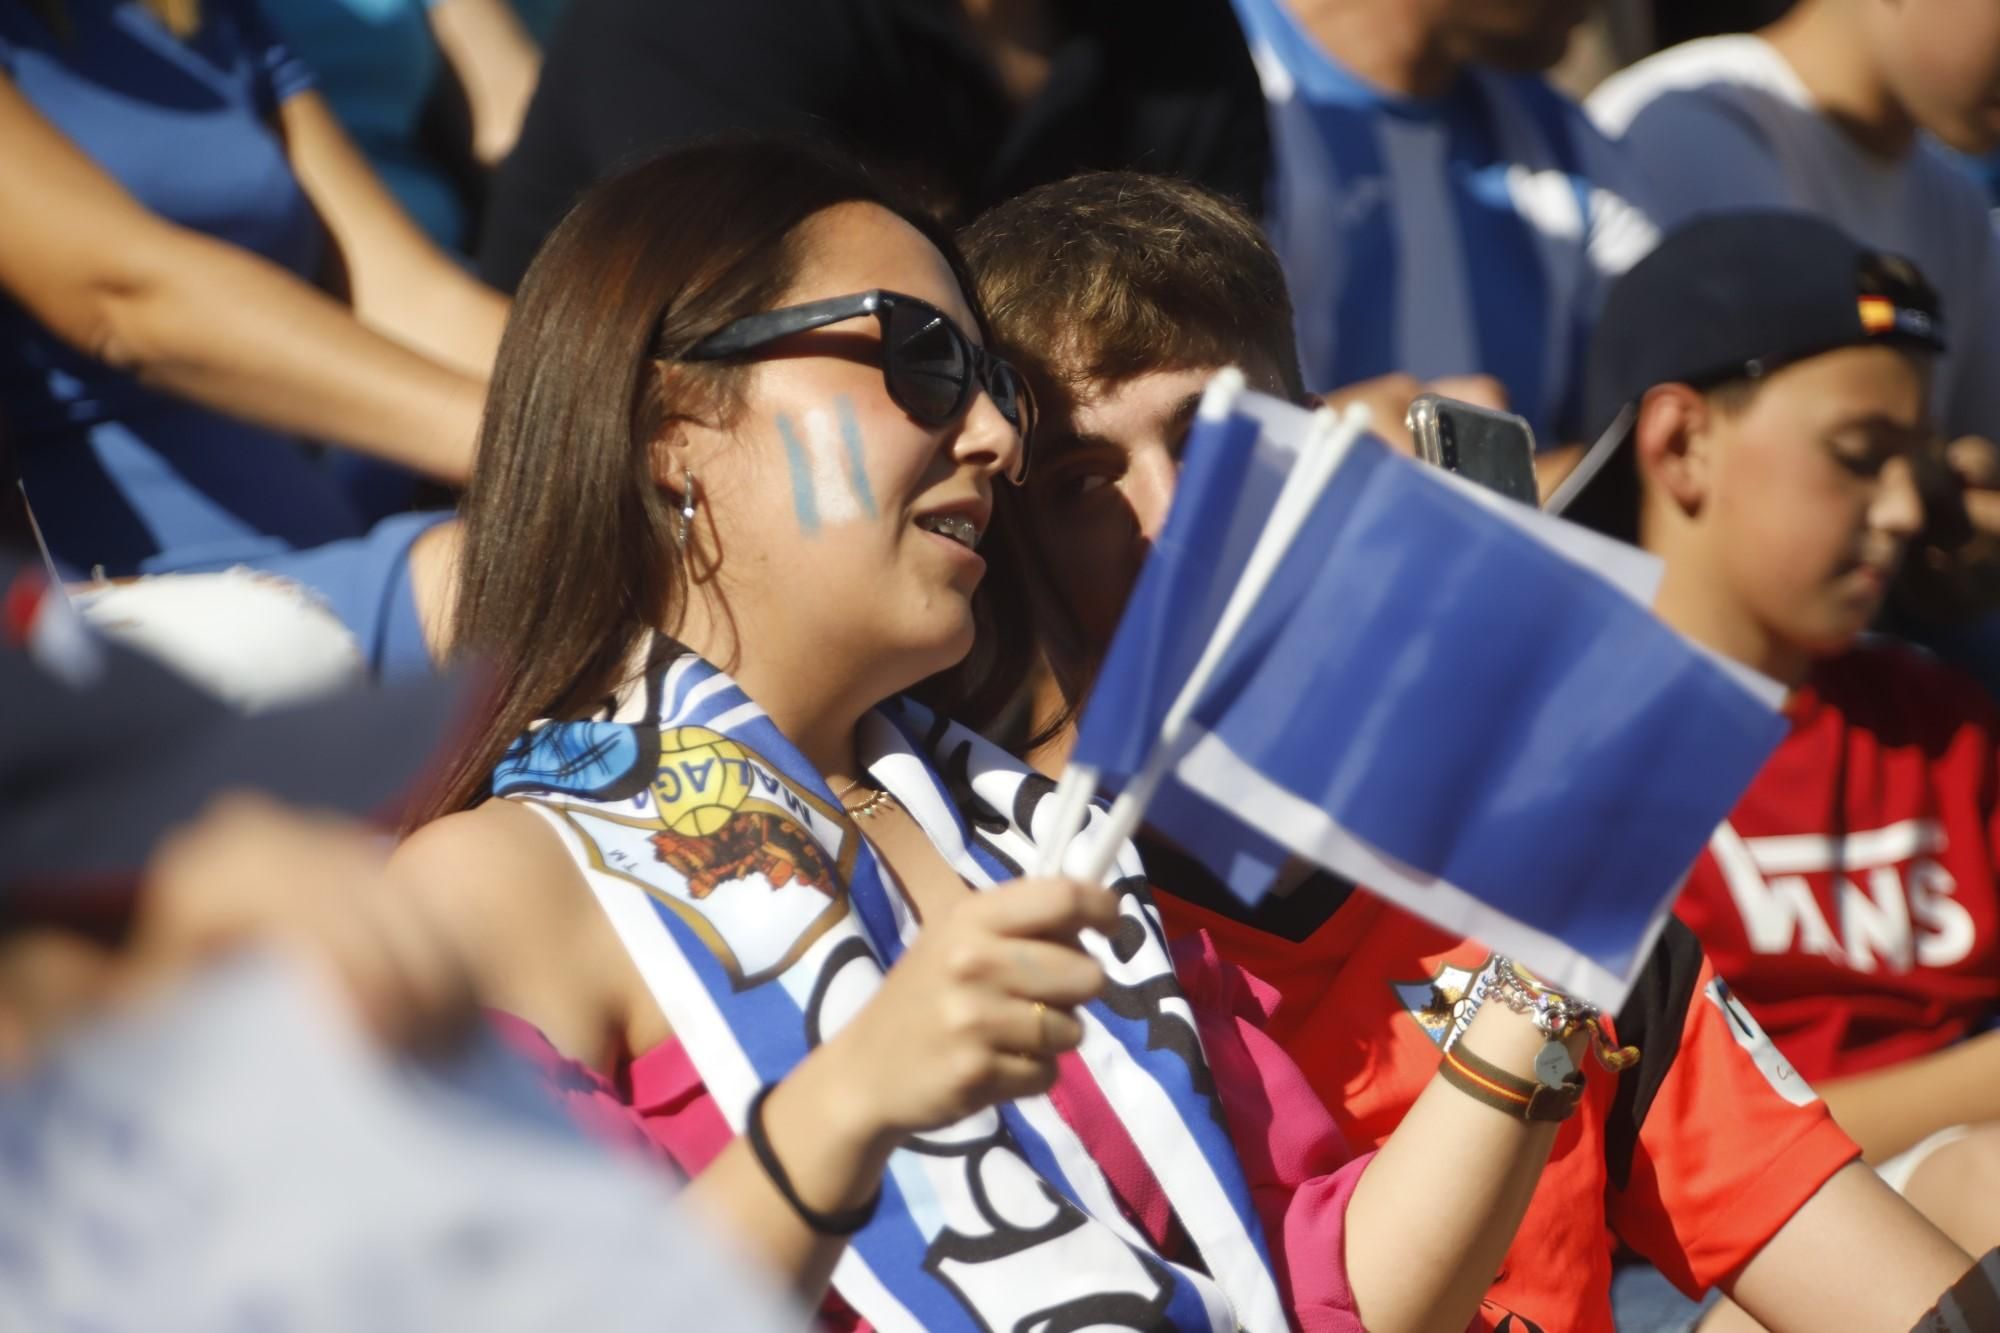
[1438,1039,1586,1124]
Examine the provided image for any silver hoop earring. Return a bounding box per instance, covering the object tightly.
[676,467,698,547]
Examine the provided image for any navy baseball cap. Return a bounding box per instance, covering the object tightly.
[1,556,479,927]
[1553,210,1947,539]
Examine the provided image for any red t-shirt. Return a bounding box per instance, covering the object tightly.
[1676,644,2000,1081]
[1151,857,1859,1333]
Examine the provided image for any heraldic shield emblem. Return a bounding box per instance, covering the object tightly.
[535,726,857,989]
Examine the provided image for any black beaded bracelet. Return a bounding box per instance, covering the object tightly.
[745,1082,881,1236]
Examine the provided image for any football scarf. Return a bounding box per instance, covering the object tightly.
[491,651,1287,1333]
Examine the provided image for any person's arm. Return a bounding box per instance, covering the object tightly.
[392,803,877,1298]
[1723,1161,1973,1331]
[1343,994,1590,1333]
[1180,927,1590,1333]
[1604,924,1970,1329]
[276,91,509,379]
[427,0,542,167]
[687,873,1122,1298]
[394,803,1119,1301]
[1896,217,2000,622]
[0,76,481,480]
[1816,1029,2000,1163]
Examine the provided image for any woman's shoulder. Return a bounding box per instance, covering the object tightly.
[398,798,575,885]
[395,800,600,969]
[396,799,655,1062]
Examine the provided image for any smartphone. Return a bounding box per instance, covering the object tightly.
[1405,394,1539,506]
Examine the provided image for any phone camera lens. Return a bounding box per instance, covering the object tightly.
[1440,419,1459,468]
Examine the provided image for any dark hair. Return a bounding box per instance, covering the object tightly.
[422,138,993,819]
[959,171,1305,401]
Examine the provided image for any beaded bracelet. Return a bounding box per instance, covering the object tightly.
[745,1083,881,1236]
[1474,955,1641,1072]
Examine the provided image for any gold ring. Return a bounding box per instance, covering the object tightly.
[1033,1000,1049,1053]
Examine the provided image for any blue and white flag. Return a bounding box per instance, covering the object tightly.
[1068,381,1787,1006]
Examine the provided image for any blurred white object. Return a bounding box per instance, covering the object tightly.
[71,569,366,712]
[0,958,799,1333]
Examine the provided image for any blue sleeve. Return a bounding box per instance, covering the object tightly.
[1606,91,1792,230]
[236,510,449,682]
[223,0,317,115]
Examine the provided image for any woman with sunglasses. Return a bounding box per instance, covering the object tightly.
[391,138,1569,1333]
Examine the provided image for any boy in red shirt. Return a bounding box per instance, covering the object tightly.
[959,177,1973,1332]
[1563,210,2000,1268]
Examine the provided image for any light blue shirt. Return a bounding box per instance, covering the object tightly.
[263,0,467,248]
[1231,0,1657,443]
[0,0,363,575]
[161,509,447,683]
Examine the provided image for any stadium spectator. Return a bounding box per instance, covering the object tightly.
[396,137,1631,1333]
[1587,0,2000,475]
[1222,0,1656,457]
[0,561,478,1058]
[475,0,1270,292]
[261,0,542,521]
[264,0,542,250]
[1588,0,2000,699]
[0,569,796,1333]
[956,170,1976,1333]
[1564,212,2000,1317]
[0,0,504,576]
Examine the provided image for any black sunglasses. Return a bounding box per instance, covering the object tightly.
[686,289,1035,484]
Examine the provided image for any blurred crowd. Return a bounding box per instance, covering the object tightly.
[5,1,2000,1330]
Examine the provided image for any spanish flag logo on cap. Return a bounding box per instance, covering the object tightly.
[1858,294,1897,334]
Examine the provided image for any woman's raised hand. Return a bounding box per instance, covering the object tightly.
[804,877,1120,1149]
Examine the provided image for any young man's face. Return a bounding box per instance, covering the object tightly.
[1024,362,1289,652]
[1874,0,2000,153]
[1693,345,1929,659]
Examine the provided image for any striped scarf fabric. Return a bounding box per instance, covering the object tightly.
[490,652,1287,1333]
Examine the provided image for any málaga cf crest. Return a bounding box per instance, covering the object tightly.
[533,726,857,989]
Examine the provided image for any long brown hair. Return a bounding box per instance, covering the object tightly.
[423,138,1012,820]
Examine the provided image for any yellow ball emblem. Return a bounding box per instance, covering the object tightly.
[652,726,754,836]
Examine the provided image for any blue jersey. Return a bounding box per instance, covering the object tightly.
[159,509,446,684]
[264,0,465,249]
[1230,0,1656,443]
[0,0,363,575]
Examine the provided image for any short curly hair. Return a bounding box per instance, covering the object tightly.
[959,171,1304,401]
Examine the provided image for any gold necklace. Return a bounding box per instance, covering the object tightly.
[834,776,898,820]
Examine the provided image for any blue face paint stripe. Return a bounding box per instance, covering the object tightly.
[834,396,878,519]
[776,414,820,535]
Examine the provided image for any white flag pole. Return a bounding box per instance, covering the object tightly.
[1032,763,1100,876]
[1031,368,1250,878]
[1073,398,1371,884]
